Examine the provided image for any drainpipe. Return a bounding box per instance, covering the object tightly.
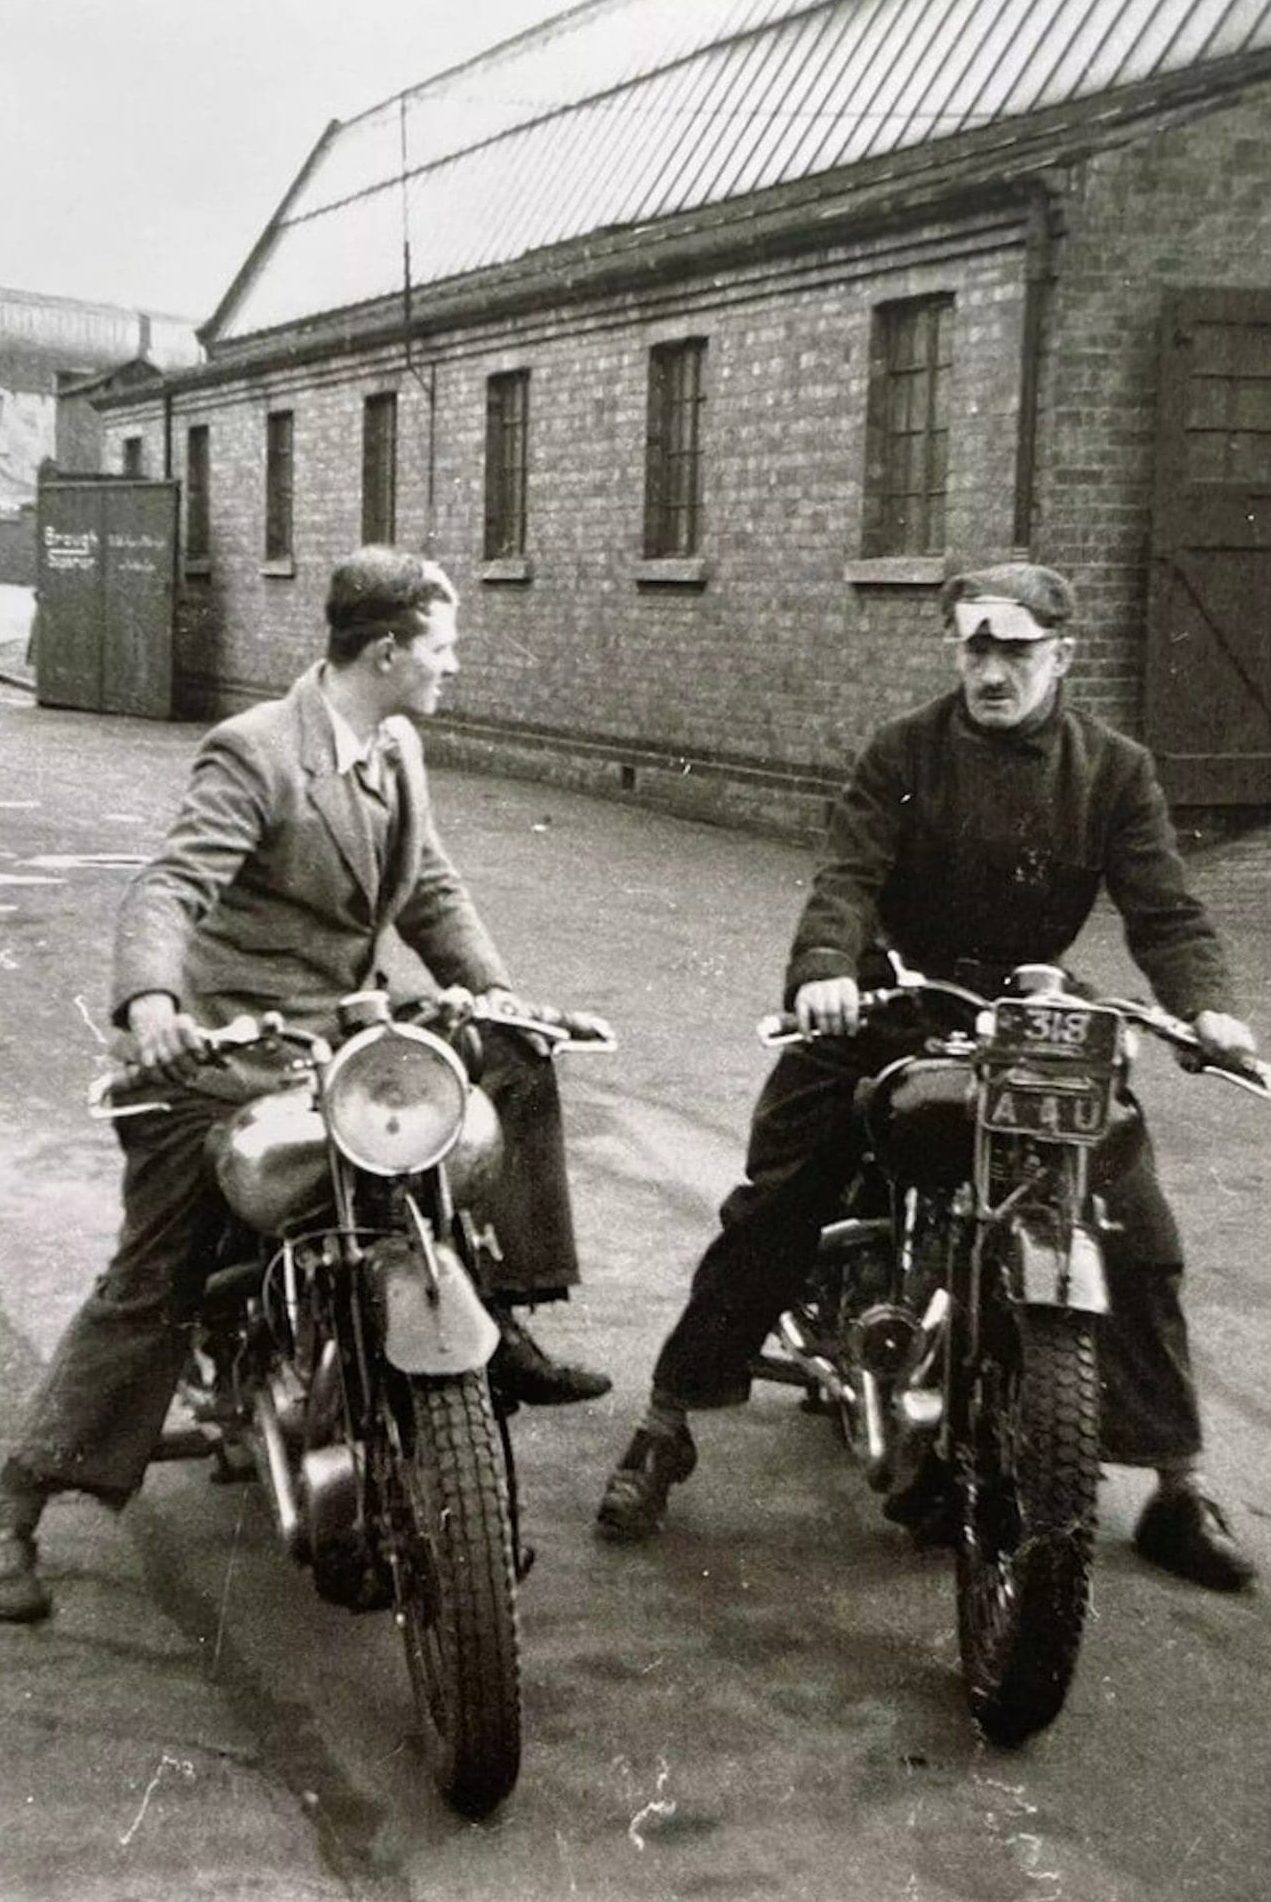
[1013,182,1058,551]
[425,360,437,553]
[163,383,173,480]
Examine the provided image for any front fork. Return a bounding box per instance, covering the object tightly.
[940,1137,1110,1463]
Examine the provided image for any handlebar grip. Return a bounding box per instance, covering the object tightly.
[762,987,900,1041]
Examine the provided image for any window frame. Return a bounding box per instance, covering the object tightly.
[361,391,398,544]
[185,423,210,566]
[643,338,707,560]
[861,295,953,559]
[264,408,295,566]
[483,370,529,562]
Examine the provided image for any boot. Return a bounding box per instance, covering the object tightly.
[595,1423,697,1542]
[1134,1486,1257,1592]
[488,1307,612,1406]
[0,1475,52,1623]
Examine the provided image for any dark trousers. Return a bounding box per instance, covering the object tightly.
[9,1035,579,1503]
[653,1043,1202,1467]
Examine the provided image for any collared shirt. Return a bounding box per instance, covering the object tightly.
[786,688,1234,1019]
[319,679,399,882]
[320,686,392,795]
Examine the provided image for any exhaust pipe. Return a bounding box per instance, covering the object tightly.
[777,1311,856,1406]
[859,1368,888,1482]
[253,1384,306,1560]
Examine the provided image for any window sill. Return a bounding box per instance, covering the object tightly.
[635,556,709,588]
[843,556,945,586]
[183,559,211,579]
[481,556,534,584]
[260,556,295,579]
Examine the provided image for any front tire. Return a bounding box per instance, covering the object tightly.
[956,1307,1099,1746]
[390,1372,521,1816]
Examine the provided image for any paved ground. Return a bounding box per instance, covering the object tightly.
[1,677,1270,1902]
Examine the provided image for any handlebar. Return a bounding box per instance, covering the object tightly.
[758,970,1271,1100]
[757,973,986,1048]
[1102,996,1271,1098]
[87,1012,325,1118]
[90,994,616,1118]
[433,994,617,1053]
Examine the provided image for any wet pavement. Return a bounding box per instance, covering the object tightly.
[1,681,1270,1902]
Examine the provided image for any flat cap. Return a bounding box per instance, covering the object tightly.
[940,562,1076,632]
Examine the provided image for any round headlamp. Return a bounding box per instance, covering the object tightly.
[323,1022,468,1175]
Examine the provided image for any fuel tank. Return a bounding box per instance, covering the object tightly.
[444,1083,504,1207]
[864,1057,975,1187]
[208,1087,329,1233]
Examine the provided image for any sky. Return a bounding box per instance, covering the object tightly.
[0,0,577,322]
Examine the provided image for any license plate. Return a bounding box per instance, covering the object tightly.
[989,999,1121,1063]
[981,1072,1113,1140]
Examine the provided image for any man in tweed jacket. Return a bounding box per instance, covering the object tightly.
[0,547,607,1622]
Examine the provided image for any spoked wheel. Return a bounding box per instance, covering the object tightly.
[956,1306,1099,1746]
[385,1371,521,1816]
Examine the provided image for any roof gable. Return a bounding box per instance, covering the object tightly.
[209,0,1271,345]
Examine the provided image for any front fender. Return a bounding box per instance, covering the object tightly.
[1003,1218,1109,1315]
[368,1233,499,1374]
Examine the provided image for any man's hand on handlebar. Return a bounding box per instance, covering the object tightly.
[1192,1010,1259,1070]
[794,976,861,1039]
[125,991,208,1080]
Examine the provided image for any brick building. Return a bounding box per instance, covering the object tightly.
[95,0,1271,828]
[0,289,198,583]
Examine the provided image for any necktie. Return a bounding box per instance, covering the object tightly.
[355,738,400,883]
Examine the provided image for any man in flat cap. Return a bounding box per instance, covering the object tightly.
[596,561,1259,1591]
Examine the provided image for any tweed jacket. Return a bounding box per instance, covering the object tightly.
[112,663,510,1033]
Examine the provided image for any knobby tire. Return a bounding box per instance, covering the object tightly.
[956,1307,1099,1747]
[396,1371,521,1816]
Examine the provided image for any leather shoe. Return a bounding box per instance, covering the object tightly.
[488,1311,612,1406]
[596,1424,697,1542]
[1134,1488,1257,1592]
[0,1533,52,1623]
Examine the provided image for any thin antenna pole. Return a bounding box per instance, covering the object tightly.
[399,97,413,372]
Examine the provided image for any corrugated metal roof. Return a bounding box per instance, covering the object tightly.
[1,285,202,372]
[214,0,1271,342]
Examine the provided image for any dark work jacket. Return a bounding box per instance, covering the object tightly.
[786,690,1235,1020]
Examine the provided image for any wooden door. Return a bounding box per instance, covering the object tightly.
[36,478,176,718]
[1146,289,1271,804]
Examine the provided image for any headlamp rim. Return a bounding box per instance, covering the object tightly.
[322,1020,470,1176]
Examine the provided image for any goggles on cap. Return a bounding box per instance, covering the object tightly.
[949,597,1051,643]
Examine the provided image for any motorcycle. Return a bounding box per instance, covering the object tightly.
[91,988,614,1817]
[753,957,1269,1746]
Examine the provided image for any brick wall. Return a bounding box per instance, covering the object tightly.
[98,75,1271,833]
[105,209,1029,829]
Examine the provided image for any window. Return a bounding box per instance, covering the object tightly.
[644,339,706,558]
[265,410,294,562]
[361,392,397,543]
[122,435,144,477]
[863,296,953,556]
[484,371,528,559]
[185,424,209,563]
